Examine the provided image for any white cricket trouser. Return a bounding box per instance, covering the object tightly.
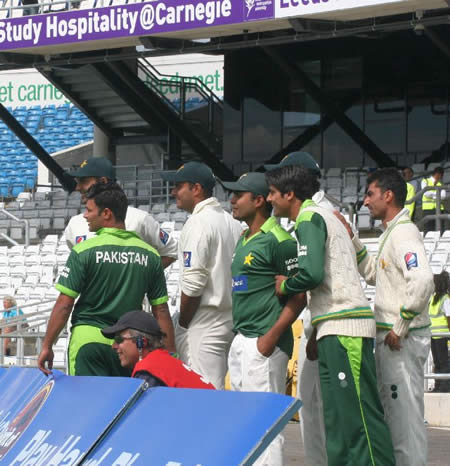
[375,331,430,466]
[228,333,289,466]
[297,327,327,466]
[175,312,234,390]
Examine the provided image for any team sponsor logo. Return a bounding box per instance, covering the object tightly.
[75,235,86,244]
[285,257,298,271]
[159,229,169,245]
[297,244,307,257]
[232,275,248,291]
[183,251,192,267]
[80,160,88,168]
[0,380,54,459]
[404,252,418,270]
[59,266,70,278]
[243,253,255,265]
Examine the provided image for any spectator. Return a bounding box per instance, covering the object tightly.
[429,271,450,392]
[401,167,416,220]
[102,310,215,389]
[223,172,305,466]
[161,162,242,390]
[421,166,446,233]
[339,168,433,466]
[38,182,175,376]
[1,296,24,356]
[267,165,395,466]
[65,157,177,269]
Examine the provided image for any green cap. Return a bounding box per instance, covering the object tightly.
[69,157,116,179]
[221,172,269,197]
[161,162,216,190]
[264,151,321,176]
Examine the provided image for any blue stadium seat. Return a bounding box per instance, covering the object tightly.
[11,183,25,197]
[0,184,9,197]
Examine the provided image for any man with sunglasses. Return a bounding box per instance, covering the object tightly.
[38,182,175,377]
[102,311,215,389]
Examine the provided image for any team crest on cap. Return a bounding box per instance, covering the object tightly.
[177,165,185,172]
[239,173,248,180]
[404,252,418,270]
[80,160,88,167]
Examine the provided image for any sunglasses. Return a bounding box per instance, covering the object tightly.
[113,335,137,344]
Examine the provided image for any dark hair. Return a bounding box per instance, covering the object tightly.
[187,182,213,200]
[86,181,128,222]
[265,165,320,201]
[433,271,449,305]
[366,168,407,208]
[250,193,273,218]
[433,167,444,176]
[403,166,414,174]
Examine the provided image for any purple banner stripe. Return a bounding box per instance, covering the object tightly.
[0,0,275,51]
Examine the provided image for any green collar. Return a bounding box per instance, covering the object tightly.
[242,216,277,245]
[96,227,139,239]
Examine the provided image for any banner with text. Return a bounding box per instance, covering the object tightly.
[0,0,275,51]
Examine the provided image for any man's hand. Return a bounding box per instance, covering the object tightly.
[257,333,276,358]
[306,328,318,361]
[275,275,287,297]
[384,330,401,351]
[333,211,354,239]
[38,347,54,375]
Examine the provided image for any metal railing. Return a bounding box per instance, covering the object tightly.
[0,207,30,246]
[424,331,450,393]
[0,299,66,369]
[406,185,450,232]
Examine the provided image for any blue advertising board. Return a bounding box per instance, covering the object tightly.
[1,369,144,465]
[85,387,301,465]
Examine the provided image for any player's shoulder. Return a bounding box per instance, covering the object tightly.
[266,222,295,244]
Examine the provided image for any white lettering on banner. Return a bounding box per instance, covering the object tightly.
[0,1,233,47]
[276,0,406,18]
[10,430,85,465]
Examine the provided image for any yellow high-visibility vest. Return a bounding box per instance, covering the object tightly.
[422,177,444,211]
[405,182,415,218]
[429,294,449,339]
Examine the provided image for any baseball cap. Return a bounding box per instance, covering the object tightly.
[101,311,164,339]
[264,151,321,176]
[69,157,116,180]
[221,172,269,197]
[161,162,216,191]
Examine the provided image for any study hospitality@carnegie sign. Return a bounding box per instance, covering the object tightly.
[0,0,275,51]
[0,0,411,51]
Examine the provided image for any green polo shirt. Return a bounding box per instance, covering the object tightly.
[56,227,168,329]
[231,217,298,357]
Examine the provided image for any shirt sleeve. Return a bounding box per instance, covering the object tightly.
[273,238,298,277]
[390,228,434,337]
[282,212,327,296]
[64,219,75,250]
[147,255,169,306]
[139,214,178,259]
[352,235,377,286]
[55,250,85,298]
[179,219,210,297]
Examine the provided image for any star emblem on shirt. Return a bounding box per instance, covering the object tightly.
[244,253,255,265]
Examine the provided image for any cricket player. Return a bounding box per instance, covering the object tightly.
[266,165,395,466]
[338,167,434,466]
[38,182,175,376]
[162,162,242,389]
[65,157,177,268]
[223,172,305,466]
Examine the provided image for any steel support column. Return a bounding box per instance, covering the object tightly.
[262,46,395,167]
